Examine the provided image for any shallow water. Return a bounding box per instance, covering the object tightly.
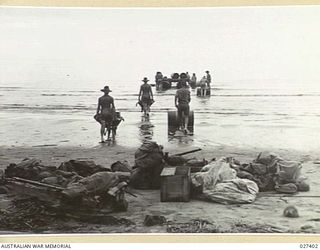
[1,82,320,152]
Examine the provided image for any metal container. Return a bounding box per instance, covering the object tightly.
[167,110,194,134]
[196,88,211,96]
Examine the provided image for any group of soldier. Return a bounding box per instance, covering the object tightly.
[96,70,211,142]
[155,71,211,91]
[189,71,211,96]
[187,70,212,91]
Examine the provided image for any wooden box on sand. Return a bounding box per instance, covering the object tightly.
[160,166,191,202]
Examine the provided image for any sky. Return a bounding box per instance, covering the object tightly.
[1,6,320,89]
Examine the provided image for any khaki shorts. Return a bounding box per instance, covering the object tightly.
[141,96,152,105]
[101,109,114,123]
[178,103,189,117]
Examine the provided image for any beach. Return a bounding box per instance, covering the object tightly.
[0,143,319,233]
[1,82,320,234]
[1,141,320,233]
[1,81,320,234]
[1,6,320,234]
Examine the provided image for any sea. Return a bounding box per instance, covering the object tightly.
[1,79,320,153]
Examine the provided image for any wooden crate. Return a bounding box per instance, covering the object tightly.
[160,166,190,202]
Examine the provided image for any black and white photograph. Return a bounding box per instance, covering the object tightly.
[0,4,320,234]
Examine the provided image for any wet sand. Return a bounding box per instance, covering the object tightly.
[1,143,319,233]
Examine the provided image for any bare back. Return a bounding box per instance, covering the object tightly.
[99,95,114,110]
[140,83,152,99]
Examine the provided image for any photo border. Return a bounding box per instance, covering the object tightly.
[0,0,319,243]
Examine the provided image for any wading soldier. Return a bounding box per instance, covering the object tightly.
[96,86,115,143]
[138,77,154,117]
[175,81,191,134]
[205,70,211,88]
[190,73,197,89]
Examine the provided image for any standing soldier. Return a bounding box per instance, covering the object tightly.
[199,76,207,97]
[96,85,115,143]
[190,73,197,89]
[175,81,191,134]
[155,72,163,90]
[138,77,154,117]
[205,70,212,88]
[186,72,191,84]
